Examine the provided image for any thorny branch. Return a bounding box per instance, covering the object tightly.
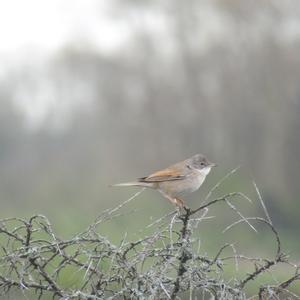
[0,189,299,299]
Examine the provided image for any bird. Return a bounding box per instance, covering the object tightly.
[112,154,216,207]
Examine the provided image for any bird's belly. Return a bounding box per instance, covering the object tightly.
[158,173,205,196]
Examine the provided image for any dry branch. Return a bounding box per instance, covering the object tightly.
[0,188,299,299]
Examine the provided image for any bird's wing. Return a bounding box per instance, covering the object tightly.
[139,167,186,182]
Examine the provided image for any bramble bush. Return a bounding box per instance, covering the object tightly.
[0,176,299,299]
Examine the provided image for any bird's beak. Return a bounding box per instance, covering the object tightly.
[209,162,217,167]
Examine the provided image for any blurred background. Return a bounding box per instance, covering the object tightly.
[1,0,300,273]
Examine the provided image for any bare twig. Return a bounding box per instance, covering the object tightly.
[0,185,298,299]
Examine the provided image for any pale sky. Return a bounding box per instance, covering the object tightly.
[0,0,183,130]
[0,0,234,64]
[1,0,300,130]
[0,0,134,129]
[0,0,132,58]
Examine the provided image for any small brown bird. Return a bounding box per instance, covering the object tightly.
[113,154,216,207]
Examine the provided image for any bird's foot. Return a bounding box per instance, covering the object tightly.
[174,197,185,208]
[160,191,188,210]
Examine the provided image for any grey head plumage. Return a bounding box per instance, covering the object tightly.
[188,154,216,170]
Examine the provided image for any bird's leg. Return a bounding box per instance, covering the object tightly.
[160,191,177,206]
[165,195,179,206]
[160,191,185,208]
[174,197,186,208]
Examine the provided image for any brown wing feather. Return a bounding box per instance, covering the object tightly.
[139,167,185,183]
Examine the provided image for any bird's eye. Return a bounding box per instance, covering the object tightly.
[201,162,205,166]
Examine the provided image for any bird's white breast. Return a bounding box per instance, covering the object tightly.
[199,166,212,176]
[183,166,212,193]
[158,167,211,196]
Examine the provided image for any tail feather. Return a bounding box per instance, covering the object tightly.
[111,181,153,188]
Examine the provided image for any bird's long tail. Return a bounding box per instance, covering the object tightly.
[111,181,153,188]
